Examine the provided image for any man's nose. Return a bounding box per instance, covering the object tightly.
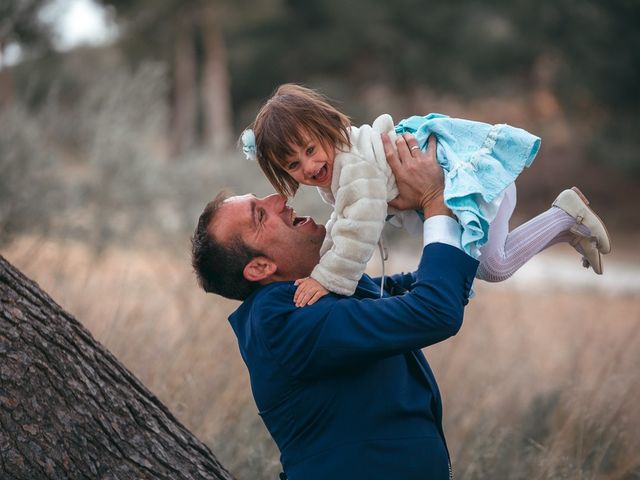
[264,193,287,210]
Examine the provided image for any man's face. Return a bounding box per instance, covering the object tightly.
[210,193,326,282]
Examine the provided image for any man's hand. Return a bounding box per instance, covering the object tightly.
[384,133,452,219]
[294,277,329,307]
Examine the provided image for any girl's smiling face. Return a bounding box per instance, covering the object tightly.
[283,134,335,188]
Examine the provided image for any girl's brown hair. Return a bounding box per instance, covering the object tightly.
[250,84,351,197]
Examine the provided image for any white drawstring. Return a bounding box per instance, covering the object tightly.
[378,234,388,297]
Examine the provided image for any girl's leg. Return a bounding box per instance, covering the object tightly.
[475,183,517,266]
[476,185,589,282]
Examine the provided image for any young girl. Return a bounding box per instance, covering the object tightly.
[241,84,611,306]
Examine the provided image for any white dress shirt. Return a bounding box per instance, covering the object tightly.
[423,215,463,249]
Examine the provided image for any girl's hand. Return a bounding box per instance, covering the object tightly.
[294,277,329,307]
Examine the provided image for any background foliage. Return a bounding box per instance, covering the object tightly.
[1,0,639,246]
[2,0,640,245]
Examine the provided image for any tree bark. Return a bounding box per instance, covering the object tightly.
[0,254,235,480]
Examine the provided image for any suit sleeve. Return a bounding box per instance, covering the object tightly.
[260,243,478,379]
[373,271,418,293]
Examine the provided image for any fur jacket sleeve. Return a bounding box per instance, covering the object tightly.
[310,114,399,296]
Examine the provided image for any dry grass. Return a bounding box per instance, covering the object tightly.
[2,236,639,480]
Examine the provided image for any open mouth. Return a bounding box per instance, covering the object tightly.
[289,207,311,227]
[293,217,310,227]
[313,164,329,183]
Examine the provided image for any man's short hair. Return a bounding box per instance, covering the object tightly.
[191,192,262,300]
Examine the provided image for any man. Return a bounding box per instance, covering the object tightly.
[191,134,478,479]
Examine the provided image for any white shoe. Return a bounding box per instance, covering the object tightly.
[552,187,611,275]
[553,187,611,253]
[570,226,603,274]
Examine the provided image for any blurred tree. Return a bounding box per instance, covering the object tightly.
[96,0,239,156]
[230,0,639,172]
[202,2,233,152]
[507,0,640,172]
[0,0,55,106]
[0,0,54,61]
[4,0,640,175]
[228,0,545,117]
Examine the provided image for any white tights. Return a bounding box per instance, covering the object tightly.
[476,184,586,282]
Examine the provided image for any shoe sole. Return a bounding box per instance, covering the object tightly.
[570,186,612,254]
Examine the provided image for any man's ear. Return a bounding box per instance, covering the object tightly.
[243,256,277,283]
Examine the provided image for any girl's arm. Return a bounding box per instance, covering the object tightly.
[309,151,389,296]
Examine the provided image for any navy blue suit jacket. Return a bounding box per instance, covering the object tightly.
[228,243,478,479]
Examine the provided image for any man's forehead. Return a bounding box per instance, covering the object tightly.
[223,193,255,205]
[208,194,255,241]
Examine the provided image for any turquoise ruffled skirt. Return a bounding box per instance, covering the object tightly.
[396,113,540,258]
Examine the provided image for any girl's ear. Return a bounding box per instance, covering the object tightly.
[243,256,277,283]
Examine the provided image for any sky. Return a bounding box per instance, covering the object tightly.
[43,0,117,50]
[2,0,115,67]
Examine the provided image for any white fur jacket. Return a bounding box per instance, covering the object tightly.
[310,114,401,296]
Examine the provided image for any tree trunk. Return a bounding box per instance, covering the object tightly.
[170,10,198,157]
[201,4,233,153]
[0,254,235,480]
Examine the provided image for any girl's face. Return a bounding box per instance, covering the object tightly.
[282,133,335,188]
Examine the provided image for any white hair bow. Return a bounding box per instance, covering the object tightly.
[241,129,257,161]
